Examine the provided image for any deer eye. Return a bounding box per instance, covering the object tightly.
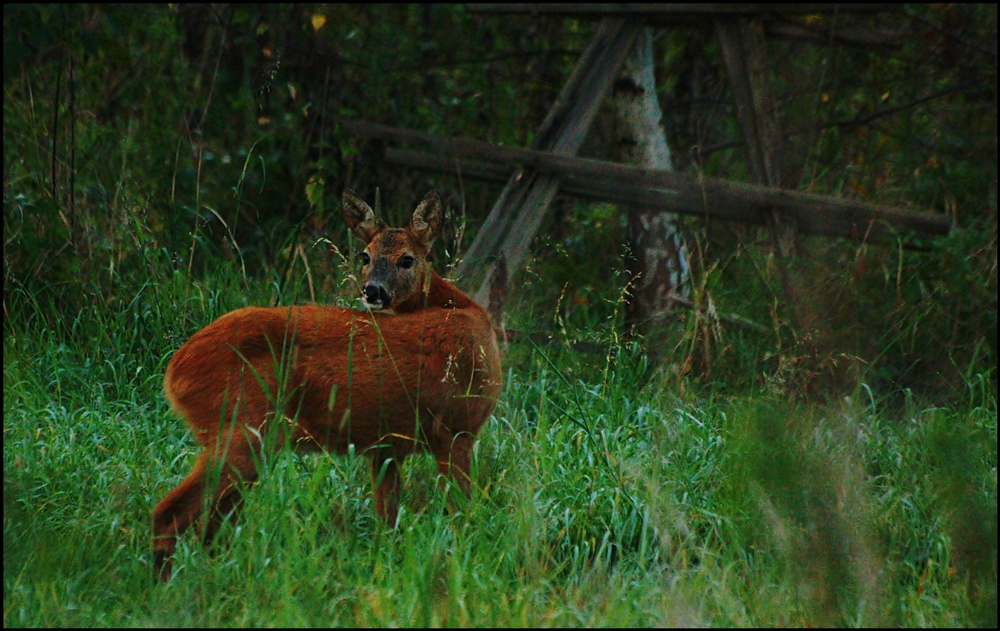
[398,255,416,269]
[360,251,371,266]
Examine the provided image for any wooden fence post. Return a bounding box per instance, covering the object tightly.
[717,16,819,352]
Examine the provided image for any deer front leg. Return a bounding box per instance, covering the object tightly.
[434,432,476,500]
[371,455,401,527]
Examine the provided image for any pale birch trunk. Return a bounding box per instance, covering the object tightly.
[612,28,690,339]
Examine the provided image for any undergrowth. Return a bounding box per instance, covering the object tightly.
[4,260,996,626]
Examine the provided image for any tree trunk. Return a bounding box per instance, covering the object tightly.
[612,28,690,340]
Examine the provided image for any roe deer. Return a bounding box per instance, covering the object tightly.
[152,190,502,580]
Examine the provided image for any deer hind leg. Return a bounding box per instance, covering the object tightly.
[200,430,261,552]
[153,451,209,581]
[152,431,260,581]
[371,455,401,527]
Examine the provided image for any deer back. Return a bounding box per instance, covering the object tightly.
[163,190,501,454]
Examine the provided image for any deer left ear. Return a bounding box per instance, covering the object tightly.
[410,190,443,248]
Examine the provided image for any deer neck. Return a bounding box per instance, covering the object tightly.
[392,269,476,313]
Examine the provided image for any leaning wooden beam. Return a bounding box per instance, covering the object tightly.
[448,17,645,304]
[340,124,951,242]
[384,147,948,242]
[467,4,896,17]
[469,4,902,42]
[716,18,778,187]
[767,16,902,48]
[449,18,621,286]
[663,293,768,334]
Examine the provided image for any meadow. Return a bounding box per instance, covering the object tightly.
[3,242,995,626]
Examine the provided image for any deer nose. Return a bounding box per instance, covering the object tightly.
[363,284,393,308]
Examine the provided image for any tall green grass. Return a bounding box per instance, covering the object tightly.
[3,265,995,626]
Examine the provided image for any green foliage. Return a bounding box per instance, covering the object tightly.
[4,4,586,318]
[4,291,996,624]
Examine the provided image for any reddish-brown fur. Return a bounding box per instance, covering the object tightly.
[152,190,502,580]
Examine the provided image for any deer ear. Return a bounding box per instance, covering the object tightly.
[410,190,443,248]
[342,189,380,243]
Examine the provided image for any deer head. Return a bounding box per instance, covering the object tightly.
[342,189,443,313]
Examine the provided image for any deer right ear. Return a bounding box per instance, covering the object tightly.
[342,189,380,243]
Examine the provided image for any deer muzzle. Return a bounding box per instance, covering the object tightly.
[363,283,393,309]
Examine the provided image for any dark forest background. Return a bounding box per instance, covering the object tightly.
[4,4,996,397]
